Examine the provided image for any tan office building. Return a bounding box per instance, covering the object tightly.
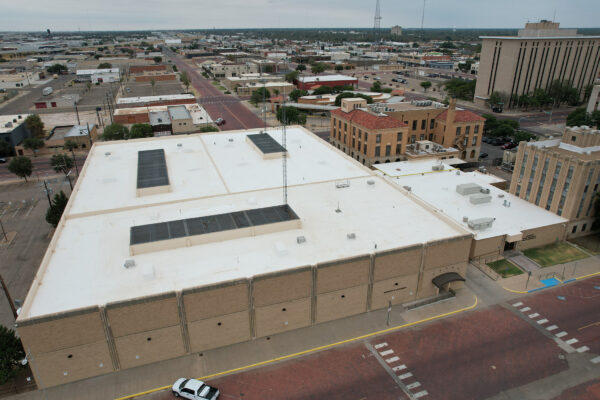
[509,126,600,237]
[17,127,473,389]
[475,21,600,108]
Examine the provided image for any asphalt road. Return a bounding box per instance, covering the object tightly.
[164,49,264,131]
[0,75,73,115]
[0,153,86,181]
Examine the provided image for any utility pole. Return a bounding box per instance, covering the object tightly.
[74,103,81,125]
[43,180,52,208]
[0,218,7,242]
[0,274,18,319]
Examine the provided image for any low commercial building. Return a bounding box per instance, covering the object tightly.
[116,94,196,109]
[129,65,167,75]
[33,94,80,109]
[76,68,120,84]
[0,114,31,154]
[133,74,176,82]
[17,127,473,388]
[44,124,97,149]
[168,105,194,134]
[374,159,567,258]
[235,82,294,96]
[510,126,600,237]
[224,73,284,90]
[298,91,390,106]
[296,74,359,91]
[114,103,212,128]
[204,62,259,78]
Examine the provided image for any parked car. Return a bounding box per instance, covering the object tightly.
[391,78,398,82]
[172,378,219,400]
[374,76,381,81]
[502,142,517,150]
[479,153,489,159]
[363,75,369,79]
[0,158,6,164]
[482,136,490,144]
[215,118,225,126]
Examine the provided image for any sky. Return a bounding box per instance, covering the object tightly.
[1,0,598,31]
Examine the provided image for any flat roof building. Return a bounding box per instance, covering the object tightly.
[0,114,31,153]
[17,127,473,388]
[116,94,196,108]
[296,74,359,91]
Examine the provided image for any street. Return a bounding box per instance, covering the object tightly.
[0,153,86,181]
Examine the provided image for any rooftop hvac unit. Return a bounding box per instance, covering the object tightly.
[104,152,111,156]
[462,216,469,222]
[480,188,490,194]
[347,233,356,239]
[123,259,135,268]
[432,164,444,171]
[296,236,306,244]
[456,183,482,195]
[335,180,350,188]
[367,179,375,185]
[467,217,494,230]
[4,122,12,128]
[402,185,412,192]
[469,193,492,204]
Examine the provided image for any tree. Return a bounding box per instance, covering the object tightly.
[0,139,10,157]
[412,42,420,48]
[97,62,112,69]
[172,65,178,72]
[284,70,299,83]
[0,326,25,385]
[312,86,334,95]
[482,114,498,134]
[180,71,190,92]
[296,64,306,72]
[420,81,432,92]
[50,154,74,175]
[45,190,69,228]
[488,92,504,107]
[46,64,67,74]
[443,79,476,101]
[370,81,383,92]
[277,106,306,125]
[199,126,219,132]
[566,108,592,127]
[334,92,373,106]
[102,123,129,141]
[24,114,45,138]
[288,89,308,102]
[513,131,536,143]
[153,56,162,63]
[310,63,327,74]
[7,156,32,182]
[129,123,153,139]
[22,137,44,157]
[250,87,271,105]
[335,65,344,72]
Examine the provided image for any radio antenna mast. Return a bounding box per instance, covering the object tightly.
[281,101,288,205]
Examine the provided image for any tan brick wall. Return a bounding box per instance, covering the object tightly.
[419,262,468,298]
[33,341,113,388]
[373,246,422,281]
[315,285,368,324]
[107,295,180,337]
[316,257,370,294]
[115,325,185,370]
[254,297,311,337]
[253,268,312,307]
[371,274,418,310]
[18,309,106,354]
[423,237,471,270]
[470,236,505,259]
[188,311,251,352]
[184,282,249,322]
[516,223,566,251]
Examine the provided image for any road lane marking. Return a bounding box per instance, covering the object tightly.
[414,390,429,398]
[591,356,600,364]
[546,325,558,331]
[374,342,388,349]
[407,382,421,390]
[556,331,567,338]
[386,356,400,363]
[398,372,413,380]
[537,318,549,324]
[565,338,579,345]
[379,350,394,356]
[578,321,600,331]
[392,365,407,372]
[512,302,523,307]
[520,307,531,312]
[576,346,590,353]
[528,313,540,318]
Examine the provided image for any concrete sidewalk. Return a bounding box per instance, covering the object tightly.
[8,290,478,400]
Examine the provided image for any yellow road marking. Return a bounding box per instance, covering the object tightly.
[115,295,478,400]
[575,271,600,281]
[578,321,600,331]
[501,287,528,294]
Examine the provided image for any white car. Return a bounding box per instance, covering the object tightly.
[172,378,220,400]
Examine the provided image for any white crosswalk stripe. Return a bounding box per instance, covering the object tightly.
[398,372,413,380]
[576,346,590,353]
[537,318,549,324]
[407,382,422,390]
[512,302,523,307]
[546,325,558,331]
[374,342,388,349]
[385,356,399,363]
[528,313,540,318]
[392,364,407,372]
[566,338,579,345]
[591,356,600,364]
[556,331,567,338]
[520,307,531,312]
[379,349,394,356]
[414,390,429,398]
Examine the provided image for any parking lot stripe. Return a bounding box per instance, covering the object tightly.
[374,342,388,349]
[407,382,421,390]
[379,349,394,356]
[591,356,600,364]
[398,372,413,380]
[565,338,579,345]
[528,313,540,318]
[537,318,549,324]
[414,390,429,398]
[576,346,590,353]
[385,356,400,363]
[392,364,407,372]
[520,307,531,312]
[512,302,523,307]
[546,325,558,331]
[556,331,568,338]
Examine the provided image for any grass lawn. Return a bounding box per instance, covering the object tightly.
[523,242,590,267]
[487,259,523,278]
[569,233,600,255]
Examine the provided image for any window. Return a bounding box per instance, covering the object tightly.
[582,224,587,231]
[358,130,362,139]
[420,134,425,140]
[576,168,594,218]
[358,142,361,151]
[535,158,550,206]
[344,123,347,131]
[421,119,426,130]
[572,225,577,234]
[364,144,368,155]
[410,135,416,143]
[472,135,477,146]
[525,155,538,201]
[474,125,479,134]
[546,161,562,210]
[557,165,574,216]
[352,138,355,147]
[571,136,576,142]
[412,120,417,130]
[338,120,341,128]
[397,132,402,142]
[519,152,529,180]
[396,143,401,154]
[375,146,380,156]
[430,119,435,129]
[376,134,381,144]
[364,132,369,141]
[470,150,475,158]
[352,127,356,136]
[385,145,391,156]
[465,126,470,135]
[515,184,521,196]
[456,126,461,136]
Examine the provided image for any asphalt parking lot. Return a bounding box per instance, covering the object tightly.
[121,79,185,98]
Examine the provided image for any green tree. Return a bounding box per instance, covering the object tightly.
[370,81,383,92]
[7,156,32,182]
[566,107,593,127]
[199,126,219,132]
[288,89,308,102]
[24,114,45,138]
[45,190,69,228]
[412,42,420,48]
[180,71,190,92]
[335,65,344,72]
[250,87,271,105]
[153,56,162,63]
[277,106,307,125]
[129,123,153,139]
[443,79,476,101]
[50,153,74,175]
[420,81,432,92]
[0,326,25,385]
[488,92,504,107]
[312,86,334,95]
[296,64,306,72]
[172,65,178,72]
[97,62,112,69]
[284,70,299,83]
[481,114,498,134]
[22,137,44,157]
[513,131,536,143]
[0,139,10,157]
[63,139,77,151]
[102,123,129,141]
[46,64,67,74]
[310,62,327,74]
[334,92,373,106]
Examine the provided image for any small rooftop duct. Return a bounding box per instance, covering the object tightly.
[456,183,482,196]
[467,217,494,230]
[469,193,492,204]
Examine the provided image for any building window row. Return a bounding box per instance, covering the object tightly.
[535,158,550,206]
[557,165,574,216]
[546,161,562,211]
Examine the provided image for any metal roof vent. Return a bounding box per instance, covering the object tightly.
[18,115,22,119]
[402,185,411,191]
[480,188,490,194]
[228,138,234,142]
[296,236,306,244]
[456,170,460,175]
[367,179,375,185]
[463,216,469,222]
[104,151,111,156]
[335,180,350,188]
[177,143,182,147]
[123,259,135,268]
[347,233,356,240]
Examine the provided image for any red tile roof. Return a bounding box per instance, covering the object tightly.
[435,109,485,123]
[331,108,406,130]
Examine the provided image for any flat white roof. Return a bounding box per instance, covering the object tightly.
[116,94,195,105]
[76,68,120,75]
[374,160,567,241]
[20,127,468,319]
[298,74,358,83]
[0,114,29,133]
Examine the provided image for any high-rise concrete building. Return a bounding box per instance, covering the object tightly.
[509,125,600,237]
[475,21,600,108]
[587,83,600,113]
[391,25,403,36]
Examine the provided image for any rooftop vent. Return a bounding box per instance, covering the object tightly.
[104,152,111,156]
[177,143,182,147]
[432,164,444,171]
[403,185,412,192]
[480,188,490,194]
[4,122,12,128]
[228,138,234,142]
[366,179,375,185]
[469,193,492,204]
[347,233,356,240]
[296,236,306,244]
[462,216,469,222]
[123,259,135,268]
[467,217,495,230]
[18,115,22,119]
[335,180,350,188]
